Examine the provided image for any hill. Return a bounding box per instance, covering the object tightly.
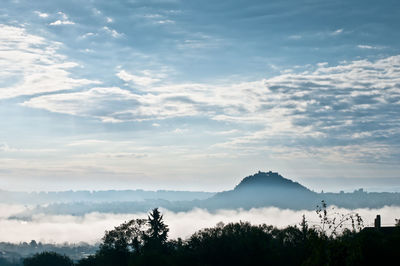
[234,171,311,192]
[202,171,318,210]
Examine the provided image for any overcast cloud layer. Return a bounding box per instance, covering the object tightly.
[1,0,400,191]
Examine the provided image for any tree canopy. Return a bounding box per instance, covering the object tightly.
[23,252,73,266]
[16,205,400,266]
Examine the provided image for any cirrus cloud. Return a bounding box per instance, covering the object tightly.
[20,55,400,163]
[0,24,100,99]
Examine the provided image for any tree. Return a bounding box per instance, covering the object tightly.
[300,214,309,240]
[185,221,280,266]
[144,208,169,250]
[100,218,147,253]
[95,218,147,266]
[23,252,73,266]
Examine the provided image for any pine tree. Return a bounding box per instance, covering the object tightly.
[144,208,169,250]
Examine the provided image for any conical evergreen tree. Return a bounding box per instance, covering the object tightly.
[144,208,169,250]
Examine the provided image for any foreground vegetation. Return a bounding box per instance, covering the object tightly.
[3,204,400,266]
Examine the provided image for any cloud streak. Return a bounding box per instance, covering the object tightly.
[0,24,99,99]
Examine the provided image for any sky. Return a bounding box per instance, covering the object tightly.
[1,0,400,191]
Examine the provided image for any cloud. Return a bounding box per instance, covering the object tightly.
[49,12,75,26]
[34,11,49,18]
[1,205,399,244]
[21,55,400,162]
[206,129,239,135]
[172,128,188,134]
[79,32,98,39]
[117,70,161,87]
[22,87,139,122]
[49,20,75,26]
[141,13,176,25]
[92,8,102,16]
[156,19,175,24]
[102,26,122,38]
[331,28,343,35]
[357,44,379,50]
[74,152,148,159]
[22,86,198,122]
[0,24,100,99]
[0,143,56,154]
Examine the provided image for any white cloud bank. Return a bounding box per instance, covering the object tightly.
[0,204,399,244]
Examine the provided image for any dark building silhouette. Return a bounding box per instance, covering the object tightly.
[363,215,398,234]
[374,215,381,228]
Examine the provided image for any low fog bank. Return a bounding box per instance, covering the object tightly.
[0,204,399,244]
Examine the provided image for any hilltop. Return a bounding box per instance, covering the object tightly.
[234,171,311,192]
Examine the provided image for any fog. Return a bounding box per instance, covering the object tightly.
[0,204,399,244]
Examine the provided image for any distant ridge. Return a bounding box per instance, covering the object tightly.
[7,171,400,217]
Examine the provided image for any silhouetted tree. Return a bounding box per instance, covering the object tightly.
[100,218,147,253]
[75,255,96,266]
[95,218,147,266]
[184,221,282,266]
[23,252,73,266]
[143,208,169,250]
[300,214,309,240]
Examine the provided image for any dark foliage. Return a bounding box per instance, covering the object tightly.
[16,206,400,266]
[23,252,73,266]
[143,208,169,251]
[100,218,147,253]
